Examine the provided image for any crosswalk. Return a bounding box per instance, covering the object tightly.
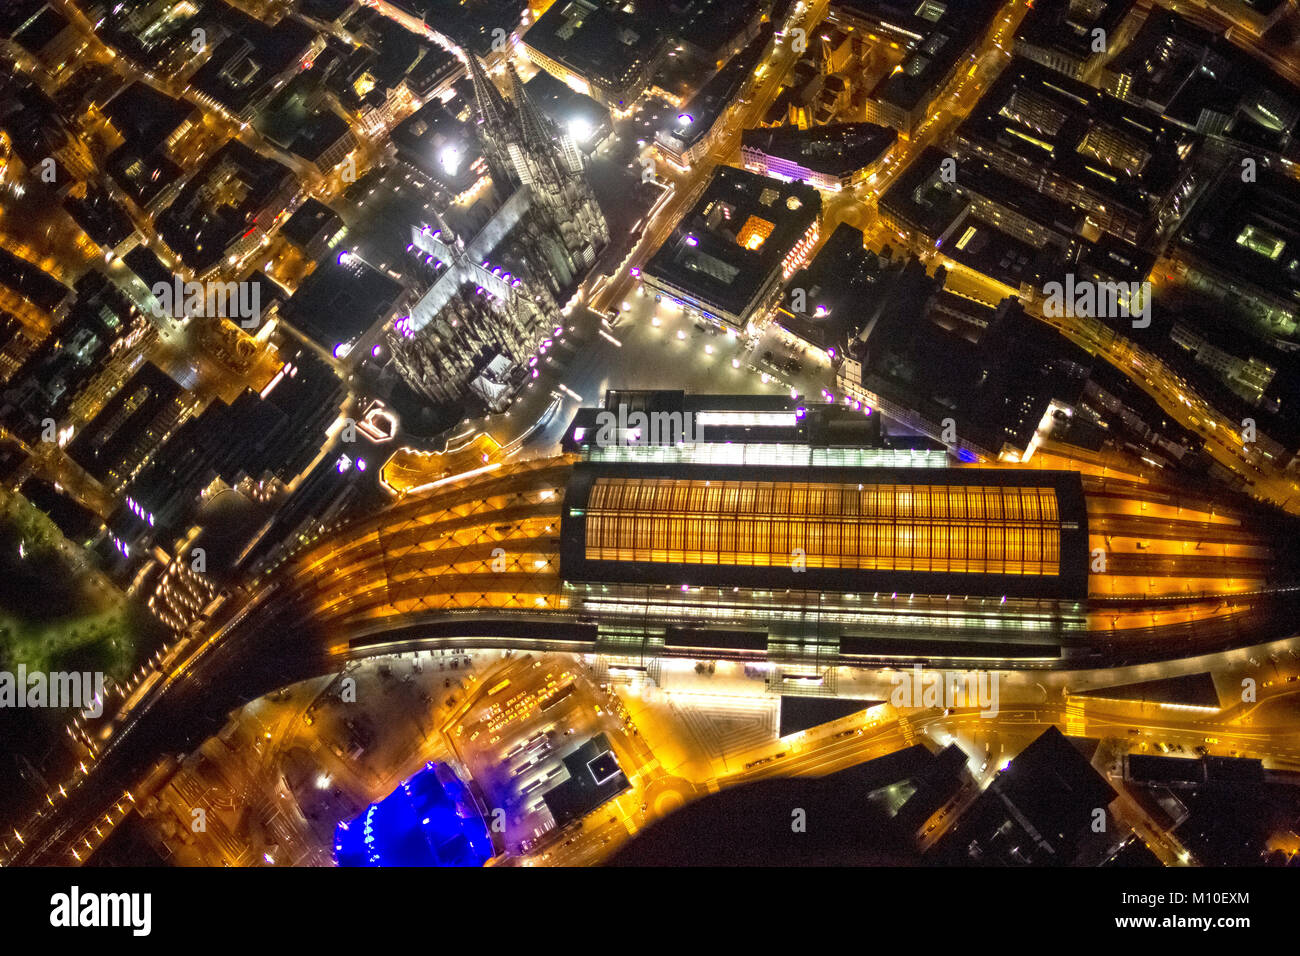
[1064,700,1088,737]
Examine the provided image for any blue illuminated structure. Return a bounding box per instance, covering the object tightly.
[333,763,494,867]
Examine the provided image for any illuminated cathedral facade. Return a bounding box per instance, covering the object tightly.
[389,56,609,409]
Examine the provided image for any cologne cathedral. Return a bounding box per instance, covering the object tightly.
[388,55,609,409]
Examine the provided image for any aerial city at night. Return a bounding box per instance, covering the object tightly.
[1,0,1300,914]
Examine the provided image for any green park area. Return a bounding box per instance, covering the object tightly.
[0,489,149,682]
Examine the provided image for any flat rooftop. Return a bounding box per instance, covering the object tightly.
[102,82,195,154]
[1177,165,1300,313]
[156,140,295,273]
[865,0,1002,113]
[742,122,897,178]
[524,0,663,104]
[280,252,405,353]
[954,57,1193,228]
[642,165,820,321]
[1015,0,1136,69]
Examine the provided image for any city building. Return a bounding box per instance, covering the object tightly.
[271,388,1300,685]
[334,763,494,866]
[187,7,323,123]
[280,250,407,361]
[843,292,1094,463]
[931,727,1118,865]
[280,199,347,263]
[101,81,198,158]
[655,23,774,169]
[0,313,36,384]
[521,68,612,153]
[65,362,190,492]
[0,80,95,183]
[951,58,1200,244]
[116,343,346,552]
[100,81,195,217]
[287,110,358,175]
[1013,0,1137,82]
[1123,296,1300,473]
[1120,752,1300,865]
[391,99,488,198]
[1101,9,1300,164]
[63,187,136,258]
[672,0,769,67]
[0,271,150,444]
[0,244,72,321]
[82,0,211,79]
[641,165,821,330]
[540,733,630,827]
[741,121,897,191]
[880,146,1088,260]
[523,0,666,110]
[6,3,83,75]
[772,222,894,364]
[155,140,299,278]
[847,0,1002,134]
[1172,156,1300,354]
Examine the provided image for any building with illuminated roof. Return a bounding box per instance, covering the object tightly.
[641,165,820,329]
[741,122,897,191]
[333,762,494,866]
[284,391,1300,682]
[562,463,1089,596]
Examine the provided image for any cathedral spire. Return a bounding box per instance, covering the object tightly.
[507,63,551,152]
[429,202,463,255]
[465,53,510,136]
